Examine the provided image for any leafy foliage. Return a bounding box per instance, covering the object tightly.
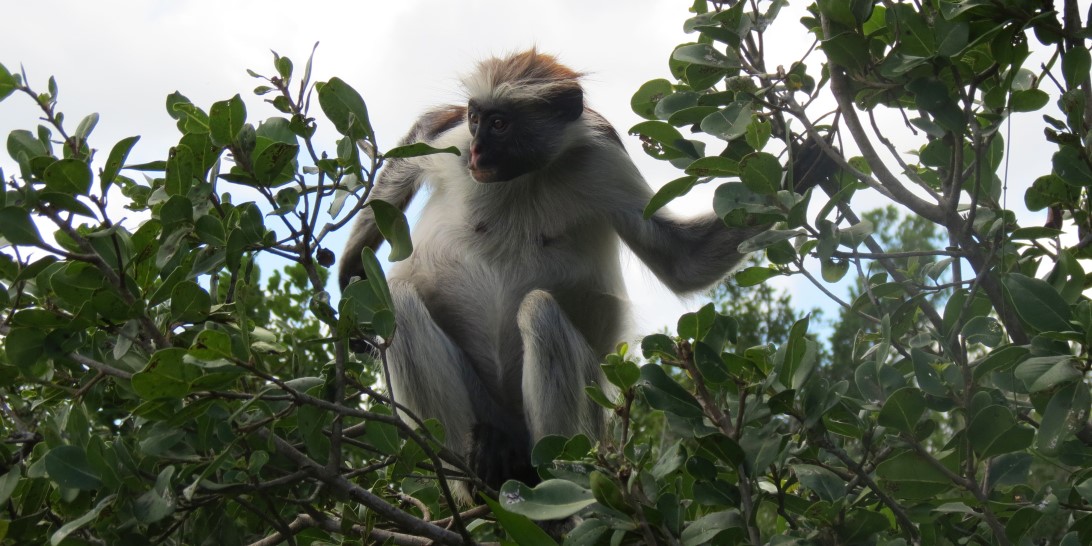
[1,0,1092,545]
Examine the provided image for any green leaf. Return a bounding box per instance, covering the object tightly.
[50,494,116,546]
[1013,353,1083,393]
[1006,506,1045,543]
[911,348,947,396]
[209,94,247,146]
[0,467,20,505]
[0,207,44,246]
[252,141,298,185]
[672,43,739,69]
[739,152,782,194]
[641,333,676,359]
[651,441,685,480]
[134,466,175,523]
[132,348,199,400]
[171,281,212,323]
[962,315,1003,347]
[737,229,802,254]
[0,62,16,101]
[498,479,596,521]
[165,144,195,195]
[74,113,99,144]
[734,266,781,287]
[482,495,557,546]
[629,120,695,160]
[908,78,965,133]
[273,186,300,214]
[713,182,765,220]
[987,453,1031,492]
[602,359,641,390]
[698,434,744,467]
[584,384,616,410]
[362,406,401,455]
[644,176,699,218]
[888,3,934,56]
[383,142,459,159]
[370,199,413,261]
[740,426,783,474]
[700,101,752,141]
[973,345,1028,380]
[877,387,926,435]
[1036,382,1090,455]
[821,256,850,282]
[43,158,92,195]
[317,77,374,142]
[530,435,566,467]
[195,214,226,246]
[821,32,871,71]
[967,405,1034,457]
[684,156,739,178]
[745,116,771,150]
[654,91,701,118]
[777,315,814,389]
[373,308,395,338]
[44,445,102,490]
[693,341,729,385]
[589,470,630,514]
[101,135,139,192]
[631,78,674,120]
[639,364,703,418]
[792,464,846,502]
[681,510,742,545]
[935,19,969,56]
[1010,89,1049,112]
[189,329,234,362]
[8,129,49,162]
[1062,46,1091,88]
[1052,146,1092,186]
[875,450,952,499]
[359,246,394,311]
[1002,273,1073,332]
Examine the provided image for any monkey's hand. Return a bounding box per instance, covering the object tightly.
[790,134,841,195]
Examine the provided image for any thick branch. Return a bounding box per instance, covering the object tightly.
[255,428,466,546]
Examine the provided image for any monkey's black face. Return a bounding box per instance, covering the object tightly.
[466,94,582,183]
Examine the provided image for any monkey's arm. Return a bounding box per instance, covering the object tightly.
[339,106,467,290]
[613,205,767,294]
[338,158,422,289]
[607,132,839,294]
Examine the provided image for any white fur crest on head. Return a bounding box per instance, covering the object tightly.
[461,48,584,104]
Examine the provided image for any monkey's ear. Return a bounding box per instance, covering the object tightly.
[551,85,584,122]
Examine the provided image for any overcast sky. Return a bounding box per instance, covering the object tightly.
[0,1,1060,337]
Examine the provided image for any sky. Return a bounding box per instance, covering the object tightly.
[0,1,1062,338]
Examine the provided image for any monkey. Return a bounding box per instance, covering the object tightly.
[339,49,826,500]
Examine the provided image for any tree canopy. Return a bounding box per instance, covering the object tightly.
[1,1,1091,545]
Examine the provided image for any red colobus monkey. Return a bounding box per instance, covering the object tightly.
[340,50,773,498]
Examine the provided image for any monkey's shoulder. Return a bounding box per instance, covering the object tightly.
[408,105,468,143]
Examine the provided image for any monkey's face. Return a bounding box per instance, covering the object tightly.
[465,94,582,183]
[466,101,540,183]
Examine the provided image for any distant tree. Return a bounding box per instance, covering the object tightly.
[828,205,944,384]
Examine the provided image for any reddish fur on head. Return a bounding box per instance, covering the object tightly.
[463,48,585,105]
[460,49,587,183]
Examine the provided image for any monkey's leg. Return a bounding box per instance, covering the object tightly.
[386,281,478,489]
[517,290,606,443]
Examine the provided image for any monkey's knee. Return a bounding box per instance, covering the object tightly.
[517,289,561,335]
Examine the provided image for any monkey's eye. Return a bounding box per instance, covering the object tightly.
[468,112,479,124]
[491,118,508,132]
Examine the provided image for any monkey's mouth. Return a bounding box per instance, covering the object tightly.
[468,166,499,183]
